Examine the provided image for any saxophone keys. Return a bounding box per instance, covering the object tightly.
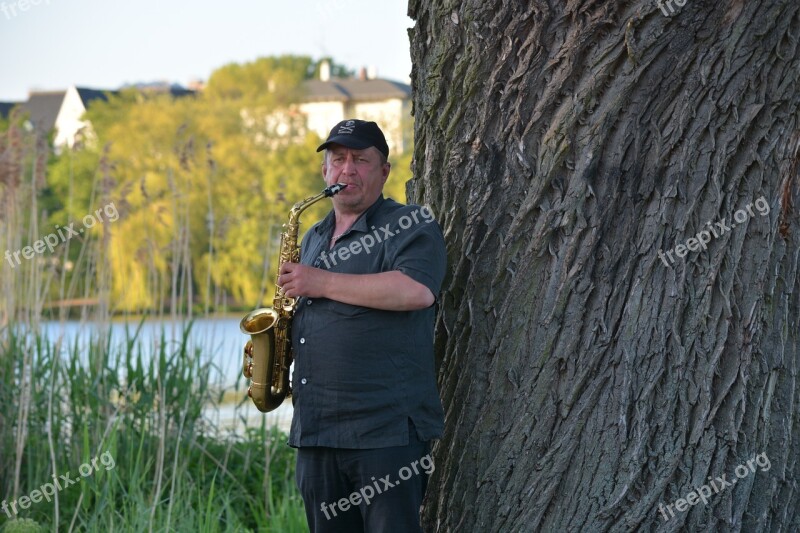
[243,340,254,378]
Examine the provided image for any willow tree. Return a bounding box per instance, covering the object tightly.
[408,1,800,530]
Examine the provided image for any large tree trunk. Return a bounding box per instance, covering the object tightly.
[408,0,800,530]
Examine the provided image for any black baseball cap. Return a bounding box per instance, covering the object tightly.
[316,119,390,159]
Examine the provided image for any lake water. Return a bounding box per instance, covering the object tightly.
[39,315,294,433]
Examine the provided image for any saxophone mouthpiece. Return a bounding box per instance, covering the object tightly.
[325,183,348,197]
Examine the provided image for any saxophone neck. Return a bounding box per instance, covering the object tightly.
[288,183,348,224]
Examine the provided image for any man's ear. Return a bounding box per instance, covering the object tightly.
[381,162,391,184]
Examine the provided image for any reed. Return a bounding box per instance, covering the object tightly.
[0,323,306,532]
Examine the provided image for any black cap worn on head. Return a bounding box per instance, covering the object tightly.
[316,119,390,159]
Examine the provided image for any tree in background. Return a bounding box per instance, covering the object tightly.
[409,0,799,530]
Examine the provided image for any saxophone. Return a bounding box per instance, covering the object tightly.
[240,183,347,412]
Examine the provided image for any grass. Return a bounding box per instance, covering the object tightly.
[0,322,308,532]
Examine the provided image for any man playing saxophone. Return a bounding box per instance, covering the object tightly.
[277,119,446,532]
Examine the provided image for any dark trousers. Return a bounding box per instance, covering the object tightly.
[296,423,431,533]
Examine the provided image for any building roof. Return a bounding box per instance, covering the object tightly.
[0,102,19,119]
[76,87,112,106]
[302,78,411,103]
[21,91,65,131]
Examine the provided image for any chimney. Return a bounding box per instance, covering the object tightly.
[358,67,367,81]
[320,60,331,82]
[367,66,378,80]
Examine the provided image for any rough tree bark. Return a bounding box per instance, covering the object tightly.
[408,0,800,531]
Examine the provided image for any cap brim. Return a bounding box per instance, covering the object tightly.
[316,135,374,153]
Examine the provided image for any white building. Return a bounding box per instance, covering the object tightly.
[20,86,109,149]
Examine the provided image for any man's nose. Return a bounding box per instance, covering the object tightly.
[341,153,357,173]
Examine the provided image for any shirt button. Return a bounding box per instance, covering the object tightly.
[300,337,306,344]
[301,378,307,385]
[307,299,313,305]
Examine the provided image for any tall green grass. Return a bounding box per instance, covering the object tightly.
[0,323,307,532]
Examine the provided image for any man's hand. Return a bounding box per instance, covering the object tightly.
[279,262,434,311]
[279,263,330,299]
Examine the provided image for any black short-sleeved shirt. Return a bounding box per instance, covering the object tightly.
[287,195,447,449]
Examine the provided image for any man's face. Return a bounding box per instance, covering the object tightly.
[322,145,390,214]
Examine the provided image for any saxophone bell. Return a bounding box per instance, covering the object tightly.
[240,307,281,412]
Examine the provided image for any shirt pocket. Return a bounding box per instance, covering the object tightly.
[323,299,371,318]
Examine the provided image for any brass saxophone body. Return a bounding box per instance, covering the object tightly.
[240,183,347,412]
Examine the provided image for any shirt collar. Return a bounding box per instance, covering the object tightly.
[315,194,386,238]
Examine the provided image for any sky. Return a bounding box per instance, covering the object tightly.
[0,0,415,101]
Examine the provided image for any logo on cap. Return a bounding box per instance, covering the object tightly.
[338,120,356,134]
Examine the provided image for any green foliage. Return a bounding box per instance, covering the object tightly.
[1,518,46,533]
[205,55,312,106]
[0,325,306,532]
[43,147,100,225]
[386,149,414,203]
